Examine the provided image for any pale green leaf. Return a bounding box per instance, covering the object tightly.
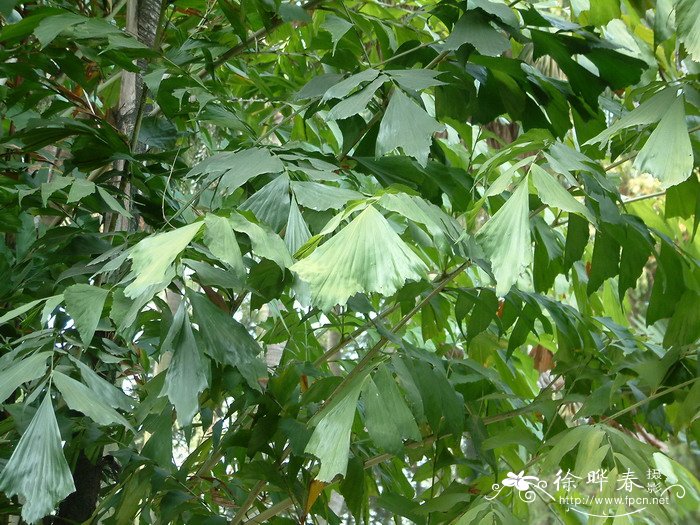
[385,69,446,91]
[240,174,290,230]
[633,95,693,188]
[0,394,75,524]
[0,299,43,324]
[675,0,700,61]
[376,90,444,166]
[52,371,131,429]
[40,176,71,206]
[322,14,352,53]
[477,177,532,296]
[469,0,519,27]
[484,156,535,197]
[291,206,428,310]
[0,352,51,404]
[584,87,676,145]
[290,181,363,211]
[285,198,311,255]
[530,164,594,222]
[362,366,421,454]
[296,73,345,100]
[327,76,386,121]
[189,148,284,194]
[124,222,202,298]
[97,186,132,218]
[305,379,365,482]
[69,356,133,412]
[444,10,510,56]
[322,69,379,102]
[228,212,293,269]
[63,284,109,346]
[40,294,64,326]
[34,13,84,47]
[203,214,245,278]
[377,192,455,240]
[66,178,95,203]
[162,302,207,426]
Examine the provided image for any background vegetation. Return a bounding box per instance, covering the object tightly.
[0,0,699,523]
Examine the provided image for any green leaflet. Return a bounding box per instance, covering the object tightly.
[188,148,284,194]
[361,366,421,454]
[663,291,700,348]
[285,197,311,255]
[675,0,700,61]
[203,214,245,279]
[633,95,693,188]
[0,352,52,404]
[322,14,353,54]
[97,186,132,218]
[444,10,510,56]
[385,69,445,91]
[305,378,365,482]
[40,175,71,206]
[69,356,133,411]
[63,284,108,346]
[290,181,363,211]
[52,371,131,429]
[162,302,207,426]
[66,178,95,203]
[530,164,594,222]
[0,394,75,524]
[291,206,428,310]
[124,222,202,298]
[34,12,85,47]
[584,87,676,146]
[477,177,532,296]
[377,191,457,242]
[327,76,386,121]
[189,291,266,389]
[240,174,291,231]
[321,68,379,102]
[376,90,444,167]
[0,298,44,324]
[296,73,345,100]
[228,212,293,269]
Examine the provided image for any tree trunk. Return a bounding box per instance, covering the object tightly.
[54,2,165,523]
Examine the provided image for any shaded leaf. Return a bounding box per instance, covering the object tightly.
[0,352,51,404]
[189,291,266,388]
[52,371,131,429]
[0,395,75,524]
[376,90,444,167]
[63,284,109,346]
[362,366,421,454]
[162,302,207,426]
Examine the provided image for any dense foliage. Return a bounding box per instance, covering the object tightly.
[0,0,699,523]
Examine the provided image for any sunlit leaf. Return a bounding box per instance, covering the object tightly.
[305,378,365,482]
[124,222,202,298]
[291,206,428,310]
[477,177,532,296]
